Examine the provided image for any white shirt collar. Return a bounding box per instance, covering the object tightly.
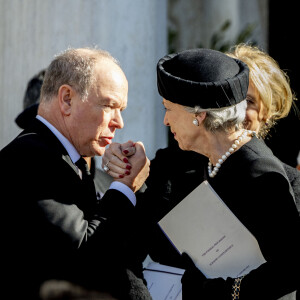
[36,115,80,163]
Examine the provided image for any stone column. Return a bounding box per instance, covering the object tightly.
[168,0,268,52]
[0,0,168,160]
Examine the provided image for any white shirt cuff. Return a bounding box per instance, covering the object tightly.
[109,181,136,206]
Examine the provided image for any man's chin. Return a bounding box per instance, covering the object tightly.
[94,147,106,157]
[82,148,104,157]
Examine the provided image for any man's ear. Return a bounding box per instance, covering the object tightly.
[58,85,74,116]
[196,111,206,124]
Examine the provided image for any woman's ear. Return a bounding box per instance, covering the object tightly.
[58,85,74,116]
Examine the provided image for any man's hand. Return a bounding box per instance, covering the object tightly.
[102,140,150,193]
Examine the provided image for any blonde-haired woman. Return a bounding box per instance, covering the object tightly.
[227,44,300,214]
[227,43,296,139]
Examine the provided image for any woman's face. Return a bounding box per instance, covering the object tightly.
[245,80,267,134]
[162,99,199,151]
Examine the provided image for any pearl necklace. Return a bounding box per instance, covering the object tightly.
[208,130,256,178]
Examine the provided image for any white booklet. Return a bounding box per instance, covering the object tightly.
[143,259,184,300]
[158,180,266,279]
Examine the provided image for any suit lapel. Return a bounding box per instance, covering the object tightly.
[62,154,81,178]
[24,118,80,178]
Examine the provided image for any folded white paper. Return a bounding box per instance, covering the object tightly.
[158,180,266,279]
[143,261,184,300]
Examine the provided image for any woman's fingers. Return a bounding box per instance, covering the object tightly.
[102,142,134,177]
[104,156,132,178]
[122,145,136,157]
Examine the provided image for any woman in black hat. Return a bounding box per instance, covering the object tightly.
[104,48,300,299]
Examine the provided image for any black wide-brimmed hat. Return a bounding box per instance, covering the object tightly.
[157,48,249,109]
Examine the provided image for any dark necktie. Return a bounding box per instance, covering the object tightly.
[75,157,92,180]
[75,157,97,208]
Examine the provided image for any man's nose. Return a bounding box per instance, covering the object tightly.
[111,110,124,129]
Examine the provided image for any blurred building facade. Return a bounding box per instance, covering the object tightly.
[1,0,299,166]
[0,0,168,161]
[168,0,268,52]
[167,0,300,167]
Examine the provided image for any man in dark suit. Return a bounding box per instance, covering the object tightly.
[0,47,150,300]
[15,69,114,202]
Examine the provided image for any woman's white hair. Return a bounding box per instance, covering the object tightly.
[185,99,247,132]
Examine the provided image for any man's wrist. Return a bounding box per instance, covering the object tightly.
[109,181,136,206]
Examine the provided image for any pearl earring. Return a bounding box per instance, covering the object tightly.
[193,119,199,126]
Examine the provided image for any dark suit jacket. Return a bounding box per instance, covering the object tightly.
[1,119,138,299]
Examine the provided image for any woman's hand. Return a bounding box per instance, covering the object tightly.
[102,140,150,193]
[102,140,135,178]
[181,252,232,300]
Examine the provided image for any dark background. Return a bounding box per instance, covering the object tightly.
[267,1,300,167]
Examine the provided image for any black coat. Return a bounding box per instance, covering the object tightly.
[203,137,300,299]
[133,146,207,268]
[0,119,144,300]
[135,139,300,299]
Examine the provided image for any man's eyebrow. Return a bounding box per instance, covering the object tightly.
[101,98,117,105]
[101,98,127,110]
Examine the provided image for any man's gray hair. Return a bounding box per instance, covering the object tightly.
[40,47,119,102]
[185,100,247,132]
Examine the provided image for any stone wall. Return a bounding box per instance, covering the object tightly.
[0,0,168,160]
